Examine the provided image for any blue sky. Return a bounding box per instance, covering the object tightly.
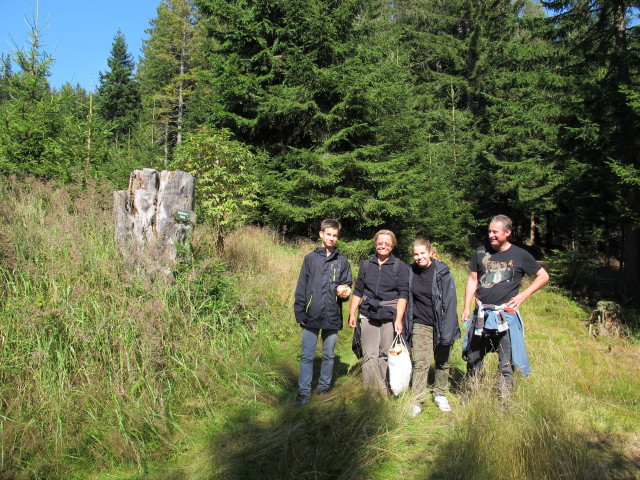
[1,0,159,90]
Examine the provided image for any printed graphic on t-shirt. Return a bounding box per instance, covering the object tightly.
[479,251,515,289]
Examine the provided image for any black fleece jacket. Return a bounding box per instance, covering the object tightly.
[353,254,409,321]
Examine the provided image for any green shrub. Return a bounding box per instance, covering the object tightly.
[338,238,373,263]
[548,248,599,297]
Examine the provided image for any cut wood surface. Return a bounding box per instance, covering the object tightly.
[114,168,195,264]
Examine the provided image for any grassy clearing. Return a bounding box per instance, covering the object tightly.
[1,177,639,479]
[0,178,257,478]
[166,227,640,480]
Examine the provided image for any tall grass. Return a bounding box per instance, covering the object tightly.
[0,177,256,477]
[211,230,640,480]
[1,177,638,479]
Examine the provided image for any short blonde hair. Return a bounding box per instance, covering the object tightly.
[374,229,397,246]
[411,238,441,261]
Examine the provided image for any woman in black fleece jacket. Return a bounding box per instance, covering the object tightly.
[348,230,409,393]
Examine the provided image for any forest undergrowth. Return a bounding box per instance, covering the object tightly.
[0,177,638,479]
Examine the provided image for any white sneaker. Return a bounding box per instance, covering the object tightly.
[409,403,422,417]
[434,395,451,412]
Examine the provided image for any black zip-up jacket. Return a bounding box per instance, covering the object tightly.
[404,259,460,346]
[294,247,352,329]
[353,254,409,321]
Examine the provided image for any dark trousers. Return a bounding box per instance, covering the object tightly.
[465,330,514,397]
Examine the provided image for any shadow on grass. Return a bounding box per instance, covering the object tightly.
[331,354,352,382]
[204,360,395,480]
[445,366,466,395]
[269,354,353,402]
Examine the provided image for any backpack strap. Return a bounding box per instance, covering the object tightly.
[392,258,400,277]
[392,257,401,290]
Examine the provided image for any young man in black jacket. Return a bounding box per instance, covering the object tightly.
[293,219,352,407]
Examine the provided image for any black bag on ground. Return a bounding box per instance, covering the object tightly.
[352,319,363,359]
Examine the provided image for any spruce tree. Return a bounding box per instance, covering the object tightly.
[190,0,479,247]
[0,54,12,104]
[96,29,141,141]
[0,13,65,178]
[470,2,564,244]
[138,0,203,165]
[351,1,501,250]
[192,0,402,238]
[543,0,640,293]
[55,83,112,179]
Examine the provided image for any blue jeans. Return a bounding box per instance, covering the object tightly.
[298,327,338,395]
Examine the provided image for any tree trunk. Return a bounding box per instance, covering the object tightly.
[529,211,536,246]
[612,4,640,300]
[164,118,169,168]
[113,168,195,268]
[176,18,187,146]
[623,190,640,299]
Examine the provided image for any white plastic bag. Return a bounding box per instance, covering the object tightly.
[388,333,412,395]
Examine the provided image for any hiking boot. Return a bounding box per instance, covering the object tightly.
[294,393,310,407]
[316,387,331,396]
[409,403,422,418]
[434,395,451,412]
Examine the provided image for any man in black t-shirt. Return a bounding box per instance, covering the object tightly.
[461,215,549,396]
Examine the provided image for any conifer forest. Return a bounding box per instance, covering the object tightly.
[2,0,640,302]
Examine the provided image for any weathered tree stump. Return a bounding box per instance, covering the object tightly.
[113,169,195,267]
[588,300,625,337]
